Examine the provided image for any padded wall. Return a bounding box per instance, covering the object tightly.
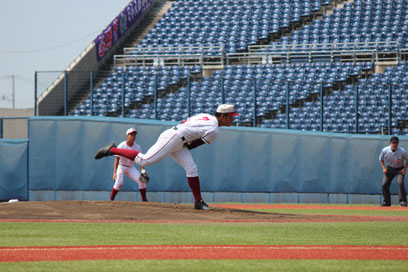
[27,117,406,197]
[0,140,28,201]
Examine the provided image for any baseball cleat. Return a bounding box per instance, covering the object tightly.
[94,142,116,159]
[194,199,211,210]
[400,201,407,207]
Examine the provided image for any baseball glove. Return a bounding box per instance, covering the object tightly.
[140,169,150,183]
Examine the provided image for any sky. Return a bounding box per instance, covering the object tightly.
[0,0,131,109]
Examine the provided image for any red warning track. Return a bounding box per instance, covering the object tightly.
[1,245,407,262]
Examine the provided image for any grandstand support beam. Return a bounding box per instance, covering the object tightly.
[34,72,38,116]
[64,72,68,116]
[90,71,93,116]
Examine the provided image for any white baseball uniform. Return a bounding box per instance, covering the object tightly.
[134,113,219,177]
[114,141,146,190]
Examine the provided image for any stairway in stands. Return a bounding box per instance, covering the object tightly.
[66,1,174,116]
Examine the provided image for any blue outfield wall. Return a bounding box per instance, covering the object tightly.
[22,116,408,204]
[0,140,28,201]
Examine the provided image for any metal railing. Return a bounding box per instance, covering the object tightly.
[123,45,225,55]
[247,41,401,63]
[115,54,205,67]
[114,41,404,68]
[37,67,408,136]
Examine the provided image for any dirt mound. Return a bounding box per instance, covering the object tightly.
[0,200,319,222]
[1,201,404,223]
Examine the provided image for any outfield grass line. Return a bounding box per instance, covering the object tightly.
[2,245,408,251]
[1,214,407,224]
[1,245,407,262]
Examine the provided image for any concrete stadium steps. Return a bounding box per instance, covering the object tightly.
[67,1,174,116]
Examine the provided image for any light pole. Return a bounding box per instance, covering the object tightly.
[0,74,15,108]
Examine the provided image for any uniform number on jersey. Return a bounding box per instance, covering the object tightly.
[181,116,210,124]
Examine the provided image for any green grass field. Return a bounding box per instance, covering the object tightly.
[1,204,408,272]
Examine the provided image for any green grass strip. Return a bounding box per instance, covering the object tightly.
[257,208,408,217]
[1,221,408,247]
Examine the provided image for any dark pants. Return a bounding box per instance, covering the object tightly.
[382,166,407,204]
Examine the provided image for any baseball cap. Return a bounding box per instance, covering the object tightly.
[126,128,137,135]
[390,136,399,143]
[216,104,239,116]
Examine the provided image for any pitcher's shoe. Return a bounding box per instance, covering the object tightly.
[400,201,407,207]
[94,142,116,159]
[194,199,211,210]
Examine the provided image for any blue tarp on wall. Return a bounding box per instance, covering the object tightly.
[27,116,406,198]
[0,140,28,201]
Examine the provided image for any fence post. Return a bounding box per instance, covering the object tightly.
[154,74,158,120]
[320,83,323,132]
[34,72,38,116]
[187,76,191,117]
[253,80,257,127]
[90,71,93,116]
[355,82,359,134]
[286,81,290,129]
[64,71,68,116]
[221,78,225,104]
[388,84,392,135]
[121,72,125,118]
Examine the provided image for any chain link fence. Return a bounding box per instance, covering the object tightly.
[33,64,408,136]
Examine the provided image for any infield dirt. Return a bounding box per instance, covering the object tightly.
[1,200,407,223]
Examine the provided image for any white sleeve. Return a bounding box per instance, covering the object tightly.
[203,129,219,144]
[402,148,408,161]
[379,149,385,161]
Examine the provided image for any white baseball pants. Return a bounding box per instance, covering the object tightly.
[134,128,198,177]
[114,165,146,190]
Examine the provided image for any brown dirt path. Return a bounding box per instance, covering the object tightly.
[1,245,407,262]
[0,201,407,223]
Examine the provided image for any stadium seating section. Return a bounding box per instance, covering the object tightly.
[72,0,408,135]
[135,0,335,54]
[269,0,408,51]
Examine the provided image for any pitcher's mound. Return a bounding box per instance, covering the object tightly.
[0,200,326,222]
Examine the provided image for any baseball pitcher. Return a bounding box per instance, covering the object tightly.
[95,104,239,210]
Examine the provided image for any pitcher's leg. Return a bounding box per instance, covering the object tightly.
[110,148,139,160]
[170,147,210,210]
[170,147,199,178]
[135,130,184,167]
